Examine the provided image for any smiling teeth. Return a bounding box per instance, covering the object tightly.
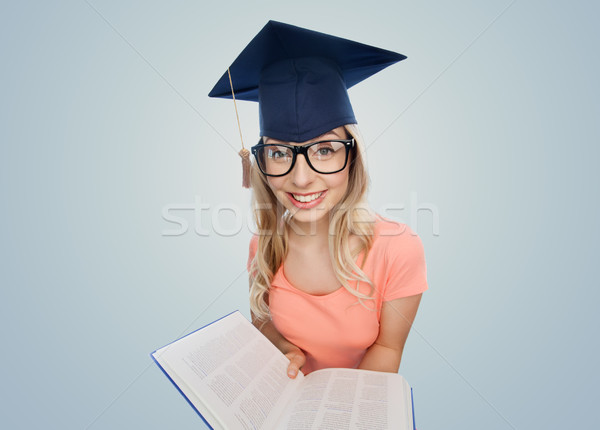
[292,192,323,203]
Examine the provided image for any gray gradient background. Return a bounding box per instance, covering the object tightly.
[1,1,598,429]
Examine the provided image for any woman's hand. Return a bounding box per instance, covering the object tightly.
[284,347,306,379]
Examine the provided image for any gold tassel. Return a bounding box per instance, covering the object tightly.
[227,68,252,189]
[239,148,251,188]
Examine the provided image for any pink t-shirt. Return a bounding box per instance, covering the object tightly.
[247,217,428,374]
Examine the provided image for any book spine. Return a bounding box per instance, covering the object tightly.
[150,353,214,429]
[411,387,416,430]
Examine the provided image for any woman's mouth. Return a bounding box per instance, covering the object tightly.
[287,190,327,209]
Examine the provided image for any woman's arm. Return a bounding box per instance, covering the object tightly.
[358,293,423,373]
[251,314,306,378]
[249,272,306,379]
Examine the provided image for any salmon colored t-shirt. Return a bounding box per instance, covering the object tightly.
[247,217,428,374]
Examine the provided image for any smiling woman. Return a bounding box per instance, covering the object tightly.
[209,20,428,378]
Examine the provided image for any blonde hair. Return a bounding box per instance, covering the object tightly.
[249,124,376,322]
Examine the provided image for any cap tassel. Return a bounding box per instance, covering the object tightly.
[227,68,251,189]
[239,148,251,188]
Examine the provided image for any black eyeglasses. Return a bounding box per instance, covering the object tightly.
[251,138,355,177]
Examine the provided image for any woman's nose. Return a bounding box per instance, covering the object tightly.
[291,154,315,187]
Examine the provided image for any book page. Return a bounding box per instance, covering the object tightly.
[153,312,303,430]
[277,368,413,430]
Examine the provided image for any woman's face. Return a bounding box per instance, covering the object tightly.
[265,126,351,227]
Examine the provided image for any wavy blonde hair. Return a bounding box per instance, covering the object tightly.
[249,124,376,322]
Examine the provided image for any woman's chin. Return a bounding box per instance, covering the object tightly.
[287,206,331,227]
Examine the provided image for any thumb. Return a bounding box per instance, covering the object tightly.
[285,350,306,379]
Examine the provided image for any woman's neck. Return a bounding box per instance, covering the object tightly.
[287,215,331,247]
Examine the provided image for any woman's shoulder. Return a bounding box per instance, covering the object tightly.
[247,235,259,272]
[371,214,424,258]
[373,214,419,240]
[369,215,428,298]
[249,233,259,250]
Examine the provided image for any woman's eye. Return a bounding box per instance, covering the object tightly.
[267,148,291,160]
[311,144,336,158]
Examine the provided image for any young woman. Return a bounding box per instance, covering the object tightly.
[247,123,427,378]
[209,20,428,378]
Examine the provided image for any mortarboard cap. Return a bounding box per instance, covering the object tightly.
[209,20,406,143]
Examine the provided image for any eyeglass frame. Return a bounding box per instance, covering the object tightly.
[250,137,355,177]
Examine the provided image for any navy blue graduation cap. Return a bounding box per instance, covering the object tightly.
[209,20,406,143]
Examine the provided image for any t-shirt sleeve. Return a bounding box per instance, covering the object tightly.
[382,226,429,301]
[247,235,259,277]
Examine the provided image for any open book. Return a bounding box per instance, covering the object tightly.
[151,311,416,430]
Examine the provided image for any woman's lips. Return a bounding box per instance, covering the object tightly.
[286,190,328,209]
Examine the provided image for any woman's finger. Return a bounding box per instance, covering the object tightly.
[285,351,306,378]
